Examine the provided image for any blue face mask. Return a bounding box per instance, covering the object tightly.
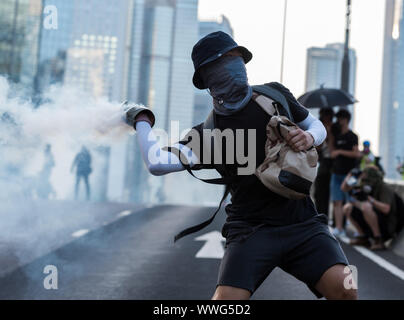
[200,55,252,115]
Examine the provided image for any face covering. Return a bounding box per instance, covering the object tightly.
[200,55,253,116]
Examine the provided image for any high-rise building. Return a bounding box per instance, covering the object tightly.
[305,43,357,119]
[193,15,233,124]
[0,0,42,90]
[39,0,133,102]
[379,0,404,179]
[37,0,137,201]
[124,0,199,204]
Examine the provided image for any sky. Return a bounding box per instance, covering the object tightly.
[198,0,386,154]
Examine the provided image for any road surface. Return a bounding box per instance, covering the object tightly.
[0,201,403,299]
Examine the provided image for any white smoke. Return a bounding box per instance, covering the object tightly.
[0,76,137,200]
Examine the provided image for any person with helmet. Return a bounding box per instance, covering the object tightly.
[359,140,376,170]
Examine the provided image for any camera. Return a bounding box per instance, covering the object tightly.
[349,184,372,202]
[346,168,372,201]
[346,168,362,187]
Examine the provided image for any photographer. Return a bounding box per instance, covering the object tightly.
[341,165,397,250]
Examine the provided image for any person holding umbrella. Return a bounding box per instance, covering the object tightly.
[298,87,359,235]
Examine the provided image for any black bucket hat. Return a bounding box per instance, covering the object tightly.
[191,31,253,89]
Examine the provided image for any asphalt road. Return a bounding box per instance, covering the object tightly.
[0,202,404,299]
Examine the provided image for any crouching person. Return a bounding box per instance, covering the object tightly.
[341,165,397,250]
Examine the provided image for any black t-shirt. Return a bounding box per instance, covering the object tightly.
[332,130,359,175]
[177,96,319,240]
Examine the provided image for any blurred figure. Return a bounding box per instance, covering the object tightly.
[37,144,56,199]
[359,140,376,170]
[341,165,397,250]
[71,146,92,200]
[329,109,362,237]
[314,108,335,215]
[397,160,404,180]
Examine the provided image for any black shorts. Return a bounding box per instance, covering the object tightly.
[217,214,349,298]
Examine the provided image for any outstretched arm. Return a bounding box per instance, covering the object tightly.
[135,121,199,176]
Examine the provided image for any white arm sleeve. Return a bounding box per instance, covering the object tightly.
[296,113,327,147]
[135,121,200,176]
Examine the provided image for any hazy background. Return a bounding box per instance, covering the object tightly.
[199,0,386,153]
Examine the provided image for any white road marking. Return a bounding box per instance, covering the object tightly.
[117,210,132,218]
[339,234,404,281]
[71,229,89,238]
[195,231,225,259]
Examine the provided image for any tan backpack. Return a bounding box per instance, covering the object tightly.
[252,93,318,199]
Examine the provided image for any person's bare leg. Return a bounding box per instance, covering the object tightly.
[333,201,344,231]
[342,202,352,218]
[315,264,357,300]
[360,202,381,237]
[344,203,365,235]
[212,285,251,300]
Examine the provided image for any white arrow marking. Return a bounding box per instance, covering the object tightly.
[71,229,89,238]
[117,210,132,218]
[195,231,225,259]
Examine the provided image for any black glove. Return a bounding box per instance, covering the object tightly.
[122,101,155,129]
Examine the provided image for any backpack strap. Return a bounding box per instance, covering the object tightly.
[252,92,278,116]
[163,145,240,243]
[173,184,231,242]
[203,109,215,130]
[252,84,294,122]
[165,109,248,242]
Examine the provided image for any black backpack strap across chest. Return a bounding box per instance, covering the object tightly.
[163,110,241,242]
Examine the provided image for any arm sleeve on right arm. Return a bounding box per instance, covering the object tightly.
[296,113,327,147]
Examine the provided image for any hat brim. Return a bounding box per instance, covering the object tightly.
[192,45,252,90]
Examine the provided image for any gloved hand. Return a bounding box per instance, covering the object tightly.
[123,101,155,130]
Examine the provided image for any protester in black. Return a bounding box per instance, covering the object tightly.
[329,109,361,237]
[129,32,356,300]
[71,146,92,200]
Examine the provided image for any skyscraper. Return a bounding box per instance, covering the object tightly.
[39,0,134,102]
[379,0,404,179]
[0,0,42,90]
[306,43,357,93]
[305,43,357,119]
[124,0,199,203]
[193,15,233,124]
